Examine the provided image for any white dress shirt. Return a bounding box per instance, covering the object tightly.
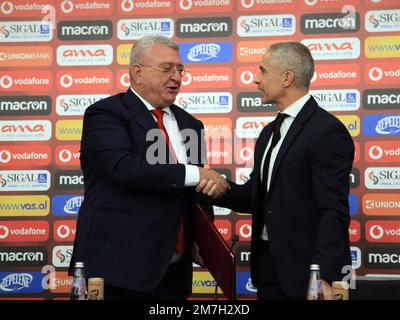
[130,87,200,186]
[260,93,311,240]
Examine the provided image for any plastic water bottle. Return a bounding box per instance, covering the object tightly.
[307,264,324,300]
[70,262,87,300]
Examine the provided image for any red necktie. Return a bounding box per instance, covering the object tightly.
[151,108,185,254]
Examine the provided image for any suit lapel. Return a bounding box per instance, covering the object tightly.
[122,89,159,132]
[268,96,317,190]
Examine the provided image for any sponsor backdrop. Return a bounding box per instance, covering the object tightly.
[0,0,399,299]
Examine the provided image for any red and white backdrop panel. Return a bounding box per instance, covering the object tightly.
[0,0,399,299]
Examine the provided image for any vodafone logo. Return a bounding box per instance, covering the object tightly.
[239,224,252,239]
[121,0,134,12]
[180,0,192,10]
[241,0,254,9]
[0,226,9,239]
[369,67,383,81]
[369,145,383,160]
[0,150,12,164]
[304,0,318,5]
[0,75,12,89]
[120,72,130,87]
[240,147,253,161]
[60,75,73,88]
[369,225,384,240]
[57,225,72,239]
[240,71,254,85]
[61,0,74,13]
[181,72,192,86]
[59,149,73,163]
[0,1,13,14]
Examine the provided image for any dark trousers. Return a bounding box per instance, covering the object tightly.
[104,260,188,300]
[255,239,305,300]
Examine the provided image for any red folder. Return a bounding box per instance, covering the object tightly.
[194,203,236,300]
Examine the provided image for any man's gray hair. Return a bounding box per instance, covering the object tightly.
[267,42,314,89]
[129,35,179,80]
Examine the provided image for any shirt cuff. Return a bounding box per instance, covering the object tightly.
[184,164,200,187]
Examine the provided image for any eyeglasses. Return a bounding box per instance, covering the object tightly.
[137,62,188,77]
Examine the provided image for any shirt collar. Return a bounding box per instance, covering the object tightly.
[281,93,310,119]
[130,87,172,116]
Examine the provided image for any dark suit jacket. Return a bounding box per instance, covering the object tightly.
[215,96,354,297]
[69,89,211,293]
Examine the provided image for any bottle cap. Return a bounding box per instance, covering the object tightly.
[75,262,85,268]
[310,264,320,270]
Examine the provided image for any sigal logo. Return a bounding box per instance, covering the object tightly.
[0,221,49,242]
[57,70,112,92]
[363,194,400,216]
[55,145,80,166]
[180,42,232,64]
[236,168,252,186]
[58,20,112,41]
[176,0,232,13]
[180,67,232,91]
[366,221,400,242]
[56,94,108,116]
[366,62,400,84]
[52,245,73,267]
[52,194,83,216]
[177,17,232,38]
[0,145,51,167]
[53,220,76,242]
[236,220,252,241]
[349,220,360,242]
[236,117,274,138]
[365,141,400,163]
[176,92,232,114]
[117,18,173,40]
[311,89,360,112]
[59,0,113,16]
[311,63,360,86]
[0,46,52,67]
[0,170,50,192]
[0,71,52,92]
[118,0,173,15]
[365,9,400,33]
[365,167,400,189]
[351,246,361,269]
[0,20,52,42]
[302,37,360,60]
[362,115,400,137]
[237,14,295,37]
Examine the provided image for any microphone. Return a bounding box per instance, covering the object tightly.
[214,234,240,300]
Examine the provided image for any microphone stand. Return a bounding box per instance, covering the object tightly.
[214,234,239,300]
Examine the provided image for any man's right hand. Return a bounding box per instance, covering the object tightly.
[196,166,230,199]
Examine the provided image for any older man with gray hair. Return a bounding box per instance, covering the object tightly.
[70,35,229,299]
